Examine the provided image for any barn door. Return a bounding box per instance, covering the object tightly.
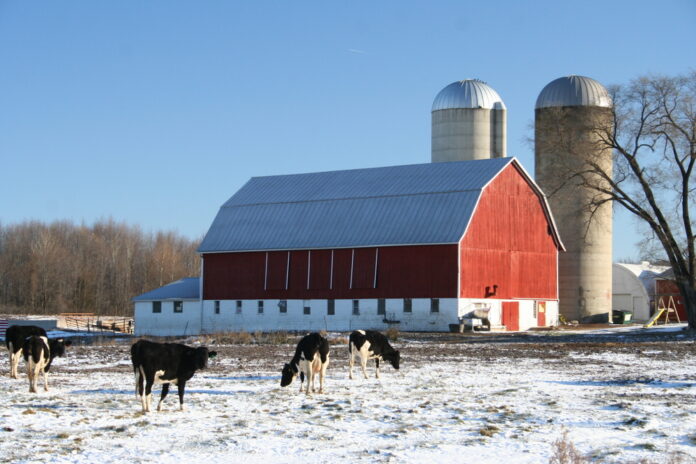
[537,301,546,327]
[502,302,519,331]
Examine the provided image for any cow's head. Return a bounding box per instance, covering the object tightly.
[384,350,400,370]
[280,362,298,387]
[49,339,72,358]
[194,347,217,370]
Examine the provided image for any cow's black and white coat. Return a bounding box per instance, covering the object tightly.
[22,335,71,393]
[5,325,47,379]
[280,333,330,394]
[130,340,217,412]
[349,330,400,379]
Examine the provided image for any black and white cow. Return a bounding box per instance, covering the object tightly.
[22,335,71,393]
[280,333,330,394]
[348,330,400,379]
[5,325,47,379]
[130,340,217,412]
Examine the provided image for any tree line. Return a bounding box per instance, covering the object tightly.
[0,219,200,316]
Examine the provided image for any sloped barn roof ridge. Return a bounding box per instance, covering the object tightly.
[222,157,514,208]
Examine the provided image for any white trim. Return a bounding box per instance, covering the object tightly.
[307,250,311,290]
[264,252,269,290]
[329,250,334,290]
[373,248,379,288]
[199,242,458,255]
[349,249,355,289]
[285,251,290,290]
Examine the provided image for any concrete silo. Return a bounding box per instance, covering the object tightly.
[534,75,613,322]
[431,79,506,162]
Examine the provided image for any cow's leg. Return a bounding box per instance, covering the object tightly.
[177,381,186,411]
[143,369,156,412]
[319,357,329,394]
[375,358,380,379]
[10,345,20,378]
[298,371,304,393]
[43,368,49,392]
[349,346,355,380]
[305,367,313,395]
[157,383,170,411]
[26,362,34,393]
[29,362,40,393]
[134,368,143,400]
[360,355,369,380]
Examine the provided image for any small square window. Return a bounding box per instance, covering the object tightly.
[236,300,242,314]
[278,300,287,313]
[258,300,264,314]
[214,300,220,314]
[430,298,439,313]
[327,299,335,316]
[352,299,360,316]
[303,300,311,315]
[152,301,161,313]
[377,298,386,315]
[173,301,183,313]
[403,298,412,313]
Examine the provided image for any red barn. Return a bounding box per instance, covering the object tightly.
[196,157,563,332]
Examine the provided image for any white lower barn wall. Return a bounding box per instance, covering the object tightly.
[135,298,560,336]
[134,300,201,337]
[200,298,458,333]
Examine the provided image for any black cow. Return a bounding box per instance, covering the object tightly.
[280,333,330,394]
[130,340,217,412]
[5,325,47,378]
[23,335,71,393]
[348,330,400,379]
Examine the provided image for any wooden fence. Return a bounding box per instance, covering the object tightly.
[59,313,134,334]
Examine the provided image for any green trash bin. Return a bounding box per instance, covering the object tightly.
[612,310,633,324]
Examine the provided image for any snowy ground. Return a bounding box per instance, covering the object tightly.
[2,326,696,463]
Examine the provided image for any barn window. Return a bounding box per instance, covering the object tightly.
[258,300,264,314]
[173,301,183,313]
[236,300,242,314]
[278,300,287,313]
[377,299,386,315]
[303,300,311,315]
[214,300,220,314]
[327,299,335,316]
[403,298,412,313]
[152,301,161,313]
[430,298,439,313]
[352,299,360,315]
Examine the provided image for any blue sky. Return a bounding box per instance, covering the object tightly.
[1,1,694,260]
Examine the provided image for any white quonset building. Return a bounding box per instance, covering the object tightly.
[612,262,670,323]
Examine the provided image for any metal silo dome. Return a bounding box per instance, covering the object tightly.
[535,75,612,109]
[432,79,506,111]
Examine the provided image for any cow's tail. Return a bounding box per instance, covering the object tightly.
[134,365,143,399]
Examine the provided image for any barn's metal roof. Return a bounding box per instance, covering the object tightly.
[536,75,612,109]
[132,277,200,302]
[432,79,506,111]
[198,158,519,253]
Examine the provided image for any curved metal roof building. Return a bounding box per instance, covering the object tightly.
[432,79,506,111]
[535,75,612,109]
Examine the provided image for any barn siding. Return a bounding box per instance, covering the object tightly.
[459,164,558,300]
[203,244,458,300]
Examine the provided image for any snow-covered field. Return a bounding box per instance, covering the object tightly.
[2,327,696,463]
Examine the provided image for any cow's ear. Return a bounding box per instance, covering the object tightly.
[208,351,217,359]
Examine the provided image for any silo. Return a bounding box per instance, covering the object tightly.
[431,79,506,162]
[534,75,613,322]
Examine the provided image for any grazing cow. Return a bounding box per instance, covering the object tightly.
[5,325,47,378]
[280,333,330,394]
[23,335,71,393]
[130,340,218,412]
[349,330,400,379]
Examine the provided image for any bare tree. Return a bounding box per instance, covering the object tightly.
[538,73,696,329]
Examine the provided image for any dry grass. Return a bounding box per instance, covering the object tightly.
[549,430,587,464]
[386,327,400,341]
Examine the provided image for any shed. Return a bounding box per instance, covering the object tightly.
[132,277,200,336]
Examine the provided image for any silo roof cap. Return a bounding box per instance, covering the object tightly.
[536,75,612,109]
[432,79,506,111]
